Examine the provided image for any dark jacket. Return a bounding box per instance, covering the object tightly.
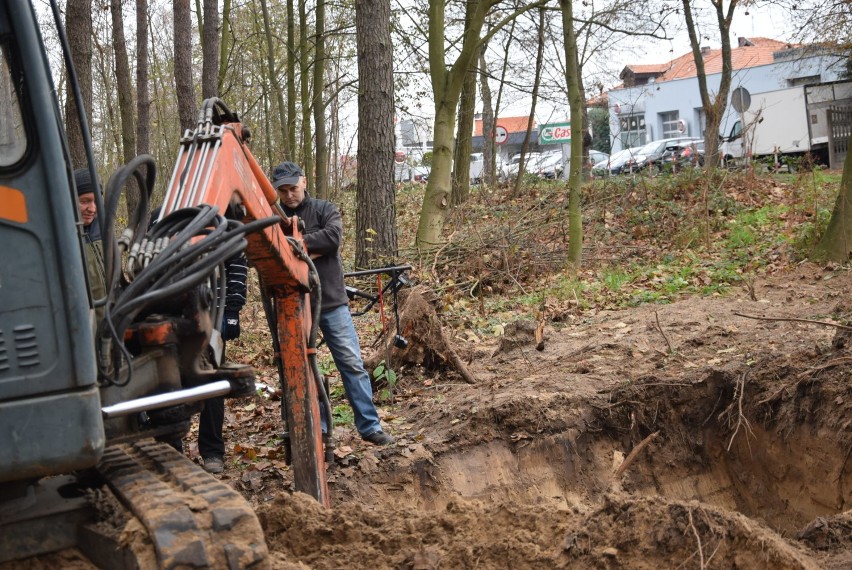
[83,218,106,321]
[223,253,248,316]
[282,195,349,312]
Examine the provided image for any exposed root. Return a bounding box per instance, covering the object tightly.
[719,370,756,452]
[613,430,660,479]
[365,285,476,384]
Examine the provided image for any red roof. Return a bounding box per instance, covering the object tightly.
[623,38,795,84]
[625,64,670,75]
[474,115,535,136]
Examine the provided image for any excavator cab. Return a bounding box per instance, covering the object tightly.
[0,0,104,486]
[0,0,328,565]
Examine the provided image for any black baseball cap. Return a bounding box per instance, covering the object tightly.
[271,161,304,188]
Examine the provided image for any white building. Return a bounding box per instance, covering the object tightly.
[607,37,847,153]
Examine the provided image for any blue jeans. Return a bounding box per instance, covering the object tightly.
[319,304,382,437]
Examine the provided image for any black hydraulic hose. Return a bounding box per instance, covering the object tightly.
[111,237,247,334]
[111,217,274,333]
[96,155,156,386]
[107,210,222,324]
[102,155,157,291]
[98,204,274,385]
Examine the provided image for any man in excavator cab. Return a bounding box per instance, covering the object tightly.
[0,0,330,566]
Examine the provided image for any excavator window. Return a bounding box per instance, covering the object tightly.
[0,42,27,167]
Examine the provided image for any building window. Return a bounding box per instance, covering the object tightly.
[660,111,681,138]
[619,113,646,148]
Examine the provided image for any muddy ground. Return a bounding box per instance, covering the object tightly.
[243,262,850,569]
[5,263,850,569]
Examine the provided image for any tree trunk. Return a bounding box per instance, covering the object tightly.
[682,0,738,168]
[355,0,397,267]
[258,0,288,158]
[814,132,852,261]
[299,0,313,189]
[110,0,139,214]
[173,0,196,131]
[201,0,219,99]
[217,0,232,96]
[513,7,545,194]
[416,103,455,250]
[490,19,515,182]
[451,0,478,206]
[478,45,495,186]
[136,0,149,157]
[64,0,93,168]
[415,0,493,252]
[313,0,328,199]
[560,0,583,269]
[287,0,297,159]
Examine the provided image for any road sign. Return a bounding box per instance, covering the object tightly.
[539,122,571,145]
[493,125,508,145]
[394,150,406,164]
[731,87,751,113]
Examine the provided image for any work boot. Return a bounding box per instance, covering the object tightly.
[362,431,395,446]
[203,456,225,474]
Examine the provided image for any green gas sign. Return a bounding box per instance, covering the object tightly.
[539,122,571,145]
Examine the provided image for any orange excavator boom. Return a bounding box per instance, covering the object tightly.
[159,98,329,506]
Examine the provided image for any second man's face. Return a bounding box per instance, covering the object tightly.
[277,175,307,209]
[78,192,96,226]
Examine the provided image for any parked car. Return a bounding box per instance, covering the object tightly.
[588,150,609,169]
[661,140,705,169]
[535,149,566,179]
[411,165,430,183]
[502,152,540,180]
[622,137,701,175]
[537,150,611,179]
[470,153,484,184]
[595,146,643,176]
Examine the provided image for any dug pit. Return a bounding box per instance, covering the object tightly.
[260,284,851,569]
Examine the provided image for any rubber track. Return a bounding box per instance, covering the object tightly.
[97,440,269,569]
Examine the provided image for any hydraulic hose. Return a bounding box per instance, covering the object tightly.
[97,196,276,385]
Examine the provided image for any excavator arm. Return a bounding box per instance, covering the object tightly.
[156,98,330,506]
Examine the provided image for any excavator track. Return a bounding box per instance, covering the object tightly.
[85,439,269,569]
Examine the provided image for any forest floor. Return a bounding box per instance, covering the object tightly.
[6,167,852,569]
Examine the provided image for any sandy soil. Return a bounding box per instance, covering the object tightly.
[4,264,849,569]
[243,263,850,569]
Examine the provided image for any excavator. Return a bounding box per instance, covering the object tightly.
[0,0,330,566]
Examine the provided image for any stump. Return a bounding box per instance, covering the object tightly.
[364,285,476,384]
